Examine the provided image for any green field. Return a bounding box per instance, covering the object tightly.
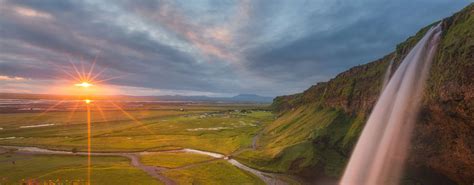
[163,160,265,185]
[0,152,161,184]
[0,104,278,184]
[140,152,215,168]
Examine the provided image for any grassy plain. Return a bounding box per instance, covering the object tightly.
[0,103,274,184]
[0,105,272,152]
[0,152,161,184]
[140,152,215,168]
[163,160,265,185]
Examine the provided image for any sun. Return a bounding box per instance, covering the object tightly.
[75,81,93,88]
[38,55,141,185]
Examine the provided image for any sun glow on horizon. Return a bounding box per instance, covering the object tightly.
[48,55,122,96]
[75,82,93,88]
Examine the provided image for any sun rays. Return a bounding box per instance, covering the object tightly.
[30,55,154,184]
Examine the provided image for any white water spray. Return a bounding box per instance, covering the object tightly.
[340,23,442,185]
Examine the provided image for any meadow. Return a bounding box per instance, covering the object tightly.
[0,151,161,185]
[0,102,279,184]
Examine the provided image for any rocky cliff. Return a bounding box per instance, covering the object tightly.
[236,3,473,185]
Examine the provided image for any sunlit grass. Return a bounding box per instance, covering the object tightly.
[163,160,265,185]
[140,152,214,168]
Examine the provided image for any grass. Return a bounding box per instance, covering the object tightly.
[163,160,265,185]
[235,106,353,177]
[0,110,193,128]
[140,152,214,168]
[0,104,275,184]
[0,153,161,185]
[236,142,317,173]
[0,108,274,154]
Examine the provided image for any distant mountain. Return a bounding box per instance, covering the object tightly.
[144,95,216,102]
[228,94,274,103]
[144,94,273,103]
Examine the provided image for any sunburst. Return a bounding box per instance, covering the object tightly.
[32,55,152,184]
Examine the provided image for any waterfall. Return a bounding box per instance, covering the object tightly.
[340,23,442,185]
[382,58,394,89]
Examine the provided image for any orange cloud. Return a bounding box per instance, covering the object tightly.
[206,27,232,44]
[185,31,235,61]
[13,6,52,19]
[133,2,237,62]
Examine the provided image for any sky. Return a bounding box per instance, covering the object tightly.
[0,0,471,97]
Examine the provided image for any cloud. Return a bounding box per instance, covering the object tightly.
[0,0,471,96]
[12,6,53,19]
[0,75,26,81]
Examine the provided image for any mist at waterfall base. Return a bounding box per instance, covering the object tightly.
[340,23,442,185]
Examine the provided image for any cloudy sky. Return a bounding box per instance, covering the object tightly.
[0,0,471,97]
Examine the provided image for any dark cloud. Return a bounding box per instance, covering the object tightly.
[0,0,471,96]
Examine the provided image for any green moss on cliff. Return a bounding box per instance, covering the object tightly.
[426,4,474,102]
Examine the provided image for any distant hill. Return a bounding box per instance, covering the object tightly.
[228,94,274,103]
[127,94,273,103]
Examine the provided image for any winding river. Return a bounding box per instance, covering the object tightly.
[0,145,288,185]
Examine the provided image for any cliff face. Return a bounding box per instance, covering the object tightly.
[411,5,474,184]
[237,3,473,184]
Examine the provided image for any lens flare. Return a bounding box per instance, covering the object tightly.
[34,55,151,184]
[86,103,91,185]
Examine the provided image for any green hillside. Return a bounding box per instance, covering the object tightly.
[235,3,473,185]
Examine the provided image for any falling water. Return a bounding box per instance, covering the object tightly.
[340,23,442,185]
[382,58,394,89]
